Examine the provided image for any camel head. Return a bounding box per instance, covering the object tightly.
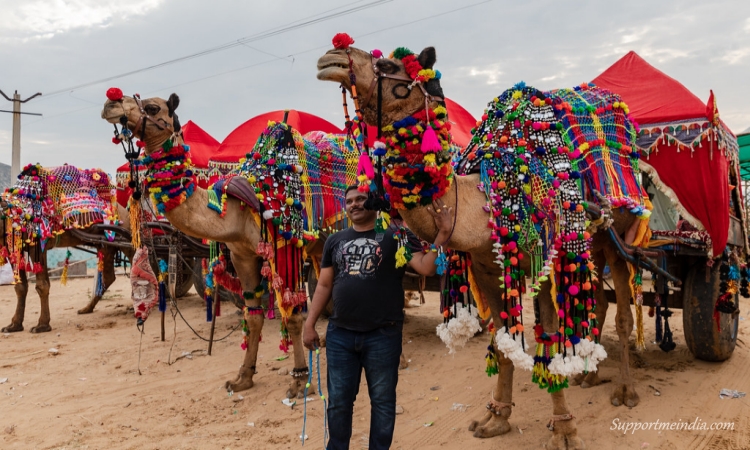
[101,92,182,153]
[317,38,445,127]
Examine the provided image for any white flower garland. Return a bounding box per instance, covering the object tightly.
[436,306,482,354]
[495,327,534,371]
[548,339,608,376]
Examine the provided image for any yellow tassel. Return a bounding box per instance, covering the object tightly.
[60,265,68,286]
[467,265,491,320]
[129,197,141,249]
[395,245,407,268]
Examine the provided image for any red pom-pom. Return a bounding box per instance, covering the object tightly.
[106,87,123,101]
[332,33,354,50]
[112,137,121,145]
[136,140,146,148]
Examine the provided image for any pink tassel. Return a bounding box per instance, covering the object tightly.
[357,152,375,179]
[282,289,294,308]
[33,262,42,274]
[421,126,442,153]
[260,261,271,278]
[272,273,284,291]
[297,291,307,307]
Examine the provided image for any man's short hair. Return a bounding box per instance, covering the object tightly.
[345,185,361,197]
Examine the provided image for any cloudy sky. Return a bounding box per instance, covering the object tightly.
[1,0,748,176]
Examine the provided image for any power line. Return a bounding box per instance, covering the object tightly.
[42,0,391,97]
[25,0,496,127]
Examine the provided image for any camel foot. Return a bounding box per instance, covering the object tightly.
[287,377,316,399]
[611,383,639,408]
[77,305,95,315]
[469,411,511,438]
[30,324,51,333]
[399,353,409,370]
[545,431,586,450]
[2,323,23,333]
[225,367,255,393]
[571,371,603,389]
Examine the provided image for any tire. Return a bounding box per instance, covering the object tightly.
[192,259,245,310]
[306,264,333,317]
[682,262,739,361]
[175,257,195,298]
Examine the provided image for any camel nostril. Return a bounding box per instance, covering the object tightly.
[119,116,128,126]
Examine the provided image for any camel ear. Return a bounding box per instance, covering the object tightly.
[166,93,180,117]
[418,47,437,70]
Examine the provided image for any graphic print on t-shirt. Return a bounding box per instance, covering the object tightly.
[335,237,382,278]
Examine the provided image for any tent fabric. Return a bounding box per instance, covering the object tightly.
[738,131,750,179]
[213,110,341,163]
[592,51,708,125]
[593,51,733,257]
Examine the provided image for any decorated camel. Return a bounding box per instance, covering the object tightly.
[317,37,659,448]
[102,91,368,397]
[1,164,133,334]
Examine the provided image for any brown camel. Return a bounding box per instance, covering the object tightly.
[318,44,648,448]
[102,95,323,398]
[1,202,133,333]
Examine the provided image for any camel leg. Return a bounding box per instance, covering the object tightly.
[79,248,117,314]
[536,279,584,450]
[571,249,608,389]
[285,311,316,398]
[224,255,262,393]
[2,270,28,332]
[605,246,639,408]
[31,252,52,333]
[466,265,513,438]
[469,348,514,438]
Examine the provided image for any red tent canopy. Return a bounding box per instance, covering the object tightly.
[212,110,341,165]
[358,98,476,148]
[593,51,734,256]
[116,120,220,205]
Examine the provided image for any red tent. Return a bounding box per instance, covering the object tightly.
[593,51,738,257]
[115,120,220,206]
[210,110,342,173]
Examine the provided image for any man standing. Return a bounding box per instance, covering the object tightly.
[303,186,453,450]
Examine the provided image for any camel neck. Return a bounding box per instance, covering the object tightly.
[141,140,196,214]
[377,105,455,211]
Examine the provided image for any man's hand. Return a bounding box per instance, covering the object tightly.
[303,322,320,351]
[426,197,453,244]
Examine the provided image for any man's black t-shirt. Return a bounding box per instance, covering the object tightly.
[320,225,422,332]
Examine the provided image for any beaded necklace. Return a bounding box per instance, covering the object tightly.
[140,139,196,215]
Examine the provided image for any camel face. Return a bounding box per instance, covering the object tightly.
[317,45,443,125]
[101,94,180,152]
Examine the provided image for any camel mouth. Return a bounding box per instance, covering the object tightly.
[316,54,351,85]
[101,99,127,123]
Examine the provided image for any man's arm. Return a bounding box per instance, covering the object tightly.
[303,266,334,350]
[408,198,453,276]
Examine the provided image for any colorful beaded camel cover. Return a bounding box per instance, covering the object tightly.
[1,164,117,273]
[455,83,649,392]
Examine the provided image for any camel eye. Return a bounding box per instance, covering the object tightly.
[144,104,161,116]
[376,59,400,75]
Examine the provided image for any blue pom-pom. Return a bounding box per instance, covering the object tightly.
[185,169,193,177]
[569,335,581,345]
[158,259,168,273]
[570,171,580,179]
[535,147,546,155]
[434,70,441,80]
[513,81,526,89]
[183,144,190,152]
[373,148,386,156]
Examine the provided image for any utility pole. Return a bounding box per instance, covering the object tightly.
[0,90,42,179]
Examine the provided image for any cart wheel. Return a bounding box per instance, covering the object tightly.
[306,264,333,317]
[175,257,195,298]
[683,262,739,361]
[192,259,244,310]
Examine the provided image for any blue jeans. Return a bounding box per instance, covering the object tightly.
[325,321,402,450]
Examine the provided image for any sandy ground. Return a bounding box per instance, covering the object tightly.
[1,275,750,450]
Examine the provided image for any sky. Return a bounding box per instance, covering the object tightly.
[1,0,749,177]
